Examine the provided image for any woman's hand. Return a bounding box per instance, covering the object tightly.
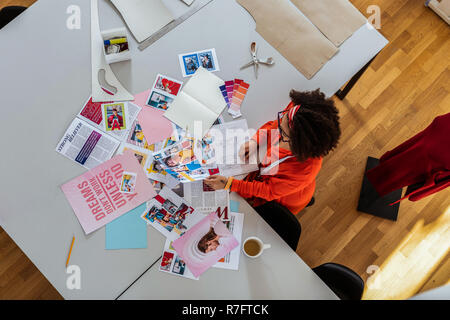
[204,175,229,190]
[238,140,257,162]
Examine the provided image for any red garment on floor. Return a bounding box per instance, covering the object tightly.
[230,102,323,214]
[366,112,450,202]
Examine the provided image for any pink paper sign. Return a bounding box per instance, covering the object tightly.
[61,150,156,234]
[134,90,174,145]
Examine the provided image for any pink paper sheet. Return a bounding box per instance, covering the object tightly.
[61,150,156,234]
[172,212,239,277]
[134,90,174,145]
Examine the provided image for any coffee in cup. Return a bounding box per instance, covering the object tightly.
[242,237,271,258]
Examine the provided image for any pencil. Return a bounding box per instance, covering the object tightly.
[66,236,75,268]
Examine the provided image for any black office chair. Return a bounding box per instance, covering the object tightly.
[254,201,302,251]
[313,263,365,300]
[0,6,27,29]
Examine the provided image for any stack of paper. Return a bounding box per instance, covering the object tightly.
[151,137,211,183]
[56,97,143,169]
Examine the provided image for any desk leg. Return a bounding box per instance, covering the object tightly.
[335,55,377,100]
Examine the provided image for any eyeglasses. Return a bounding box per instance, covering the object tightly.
[277,111,290,142]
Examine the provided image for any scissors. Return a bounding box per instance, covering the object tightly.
[240,42,274,79]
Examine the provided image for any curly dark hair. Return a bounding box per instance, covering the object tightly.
[288,89,341,162]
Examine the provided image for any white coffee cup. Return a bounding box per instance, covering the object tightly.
[242,236,271,258]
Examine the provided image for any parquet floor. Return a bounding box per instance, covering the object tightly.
[297,0,450,300]
[0,0,448,300]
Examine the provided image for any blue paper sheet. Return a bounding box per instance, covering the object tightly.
[105,203,148,250]
[230,200,240,213]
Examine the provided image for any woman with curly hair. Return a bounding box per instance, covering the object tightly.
[204,89,341,215]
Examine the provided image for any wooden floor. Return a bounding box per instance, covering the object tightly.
[0,0,449,300]
[298,0,450,300]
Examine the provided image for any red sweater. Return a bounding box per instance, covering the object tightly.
[231,102,323,214]
[366,112,450,202]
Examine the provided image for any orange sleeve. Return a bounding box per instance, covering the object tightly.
[251,120,276,145]
[230,160,316,201]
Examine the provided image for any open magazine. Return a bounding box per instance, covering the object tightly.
[56,118,120,169]
[56,98,141,168]
[78,97,141,141]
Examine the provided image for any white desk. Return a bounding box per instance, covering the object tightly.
[119,193,338,300]
[0,0,387,299]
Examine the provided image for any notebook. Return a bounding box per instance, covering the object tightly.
[163,67,226,137]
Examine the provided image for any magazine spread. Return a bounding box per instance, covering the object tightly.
[56,118,120,169]
[78,97,141,141]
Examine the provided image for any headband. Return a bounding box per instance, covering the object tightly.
[288,105,301,128]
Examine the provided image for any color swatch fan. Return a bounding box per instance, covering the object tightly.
[219,79,250,118]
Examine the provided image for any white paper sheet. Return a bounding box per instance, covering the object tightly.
[110,0,174,43]
[56,118,120,169]
[182,67,225,114]
[91,0,134,102]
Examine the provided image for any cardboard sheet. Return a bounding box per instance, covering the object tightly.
[91,0,133,102]
[291,0,367,46]
[110,0,174,43]
[237,0,339,79]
